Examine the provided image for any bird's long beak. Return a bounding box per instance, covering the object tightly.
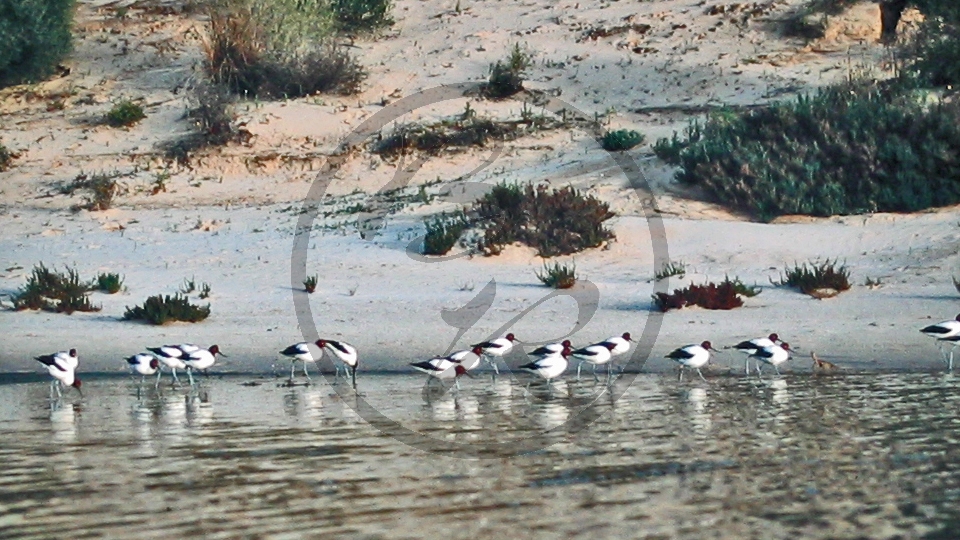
[219,352,229,358]
[463,371,476,379]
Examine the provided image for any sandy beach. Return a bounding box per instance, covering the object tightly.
[1,0,956,374]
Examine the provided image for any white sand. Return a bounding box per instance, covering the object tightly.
[1,0,953,374]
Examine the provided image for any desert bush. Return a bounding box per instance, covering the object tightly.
[652,276,755,312]
[483,44,530,99]
[303,274,318,293]
[95,272,124,294]
[601,129,645,151]
[105,100,146,127]
[903,2,960,87]
[205,0,364,98]
[536,261,577,289]
[654,83,960,220]
[475,183,615,257]
[64,172,120,211]
[774,259,851,297]
[655,261,686,281]
[124,293,210,325]
[332,0,393,32]
[422,210,470,255]
[163,83,247,164]
[0,0,75,88]
[0,141,11,171]
[12,263,101,314]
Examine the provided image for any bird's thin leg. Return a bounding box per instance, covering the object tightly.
[744,358,750,376]
[455,378,461,391]
[577,362,583,381]
[756,364,763,380]
[187,368,195,386]
[303,361,311,381]
[678,368,684,382]
[350,366,357,390]
[49,380,55,401]
[290,361,296,381]
[171,368,179,386]
[155,369,163,388]
[593,364,599,383]
[697,369,707,382]
[774,365,782,376]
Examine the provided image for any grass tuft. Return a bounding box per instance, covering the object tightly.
[536,261,577,289]
[422,211,470,255]
[655,261,686,281]
[12,263,101,314]
[774,259,851,297]
[483,44,530,99]
[95,272,124,294]
[304,274,318,293]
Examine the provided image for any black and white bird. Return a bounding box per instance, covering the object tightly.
[518,344,572,385]
[279,340,323,381]
[921,314,960,370]
[146,344,195,385]
[470,333,518,374]
[126,353,160,392]
[571,341,618,382]
[447,345,485,372]
[599,332,633,357]
[527,339,572,357]
[36,349,82,399]
[751,342,791,377]
[410,354,473,389]
[318,339,359,389]
[733,333,781,375]
[181,345,225,386]
[666,341,716,382]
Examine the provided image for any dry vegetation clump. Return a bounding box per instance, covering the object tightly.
[204,0,365,98]
[474,183,615,257]
[12,263,101,314]
[303,274,318,293]
[653,276,759,312]
[332,0,393,32]
[536,261,578,289]
[61,172,122,211]
[422,211,470,256]
[162,83,250,164]
[0,141,13,171]
[601,129,645,151]
[483,44,530,99]
[105,100,146,127]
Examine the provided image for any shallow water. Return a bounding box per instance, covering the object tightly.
[2,371,960,539]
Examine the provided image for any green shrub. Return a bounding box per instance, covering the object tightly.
[12,263,101,314]
[0,0,75,88]
[475,183,615,257]
[536,261,577,289]
[903,3,960,87]
[655,83,960,220]
[303,274,318,293]
[601,129,645,151]
[483,44,530,99]
[63,172,119,211]
[332,0,393,32]
[653,276,755,312]
[422,210,470,255]
[106,100,146,127]
[205,0,364,98]
[774,259,851,297]
[95,272,123,294]
[123,293,210,325]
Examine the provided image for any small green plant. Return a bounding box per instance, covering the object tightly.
[536,261,577,289]
[652,276,755,312]
[422,211,470,256]
[180,277,197,294]
[95,272,124,294]
[12,263,101,314]
[655,261,686,281]
[0,0,75,88]
[601,129,645,151]
[106,100,146,127]
[123,294,211,325]
[774,259,851,297]
[484,44,530,99]
[865,276,883,289]
[199,282,212,299]
[304,274,318,293]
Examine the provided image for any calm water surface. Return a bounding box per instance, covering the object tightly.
[2,371,960,539]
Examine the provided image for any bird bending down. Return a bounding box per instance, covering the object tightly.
[319,339,359,389]
[921,314,960,370]
[667,341,716,382]
[35,350,82,399]
[733,333,781,375]
[182,345,225,386]
[751,342,791,377]
[518,344,572,388]
[279,340,323,382]
[127,353,160,392]
[146,344,193,385]
[410,353,473,390]
[470,333,518,375]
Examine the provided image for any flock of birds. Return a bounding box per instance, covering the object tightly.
[32,312,960,399]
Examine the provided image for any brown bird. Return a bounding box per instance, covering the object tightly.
[811,352,838,372]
